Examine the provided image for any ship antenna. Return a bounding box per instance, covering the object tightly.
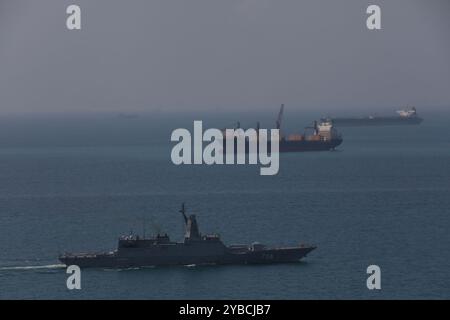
[180,202,188,224]
[142,215,146,239]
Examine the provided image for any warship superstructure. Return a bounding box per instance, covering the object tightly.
[59,204,316,268]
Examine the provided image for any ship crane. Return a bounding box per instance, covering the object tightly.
[276,104,284,130]
[304,120,319,136]
[180,202,188,224]
[275,104,284,139]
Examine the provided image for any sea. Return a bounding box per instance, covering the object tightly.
[0,108,449,299]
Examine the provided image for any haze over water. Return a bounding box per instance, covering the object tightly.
[0,108,449,299]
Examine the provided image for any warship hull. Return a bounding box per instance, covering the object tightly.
[59,246,315,268]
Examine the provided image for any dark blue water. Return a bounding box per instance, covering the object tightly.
[0,110,449,299]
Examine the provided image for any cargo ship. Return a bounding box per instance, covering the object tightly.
[330,107,423,127]
[223,104,343,152]
[59,204,316,268]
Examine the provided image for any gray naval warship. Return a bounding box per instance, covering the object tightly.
[59,204,316,268]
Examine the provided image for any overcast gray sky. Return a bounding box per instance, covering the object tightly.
[0,0,449,114]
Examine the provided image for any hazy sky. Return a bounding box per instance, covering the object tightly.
[0,0,449,114]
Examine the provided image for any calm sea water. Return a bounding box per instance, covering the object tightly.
[0,109,449,299]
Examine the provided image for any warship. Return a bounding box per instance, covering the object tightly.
[223,104,343,152]
[330,107,423,127]
[59,204,316,268]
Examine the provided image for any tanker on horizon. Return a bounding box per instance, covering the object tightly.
[330,107,423,127]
